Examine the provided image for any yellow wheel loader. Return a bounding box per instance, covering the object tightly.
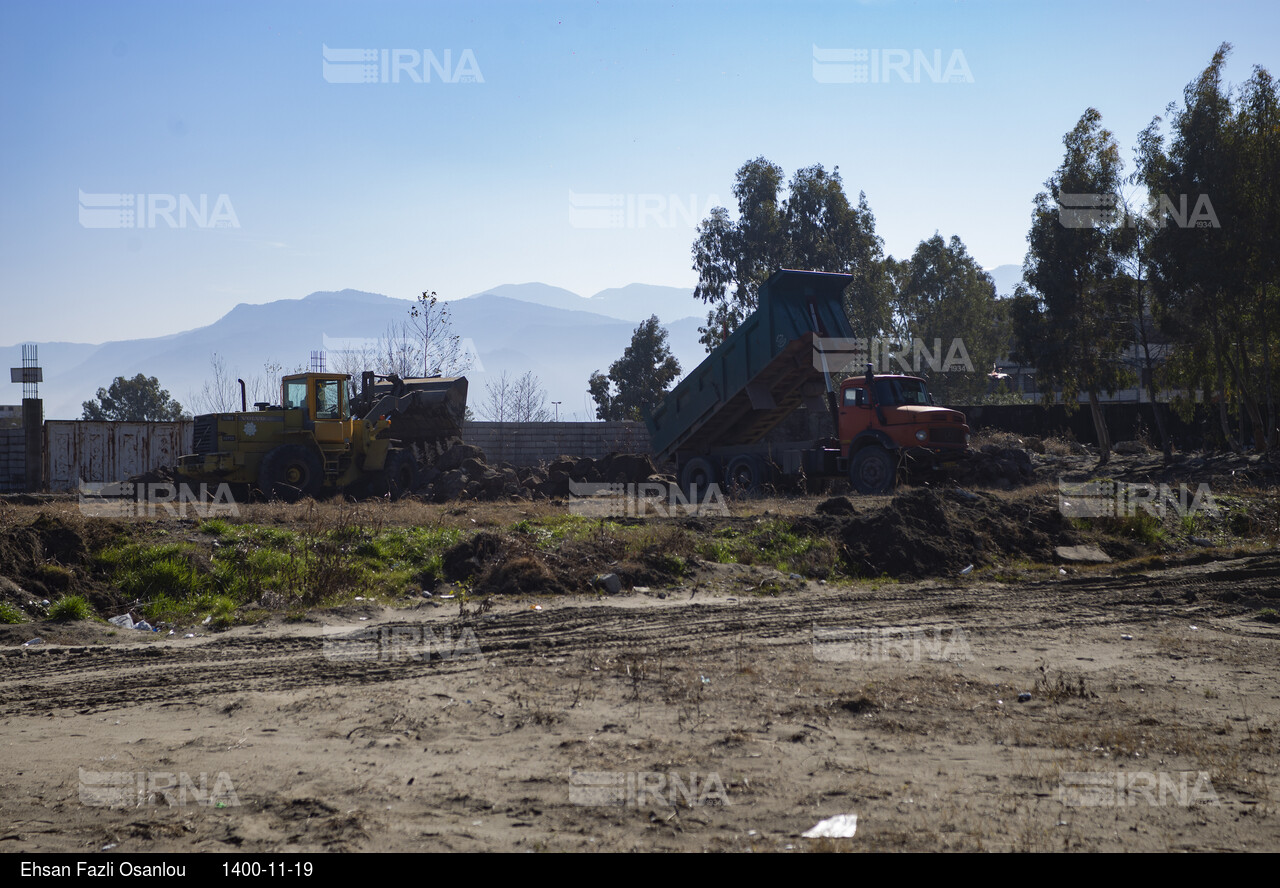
[176,371,468,501]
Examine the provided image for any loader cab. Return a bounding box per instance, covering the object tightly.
[281,373,353,446]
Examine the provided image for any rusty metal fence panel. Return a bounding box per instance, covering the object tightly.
[44,421,193,491]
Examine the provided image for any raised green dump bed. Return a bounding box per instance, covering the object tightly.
[645,269,855,463]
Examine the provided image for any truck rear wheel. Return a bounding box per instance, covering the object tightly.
[259,444,323,502]
[679,456,719,499]
[725,454,768,496]
[850,445,896,495]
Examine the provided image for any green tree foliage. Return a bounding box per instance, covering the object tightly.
[691,158,890,351]
[1013,108,1134,462]
[589,316,682,420]
[82,374,187,421]
[1137,43,1280,451]
[889,234,1006,404]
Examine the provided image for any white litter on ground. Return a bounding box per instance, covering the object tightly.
[802,813,857,838]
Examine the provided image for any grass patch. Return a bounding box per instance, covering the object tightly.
[48,594,92,622]
[0,602,26,624]
[697,537,738,564]
[197,517,233,538]
[751,520,839,578]
[1099,511,1166,545]
[95,515,467,626]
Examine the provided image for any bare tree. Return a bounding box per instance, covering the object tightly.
[510,370,552,422]
[410,290,470,377]
[189,353,239,414]
[478,370,552,422]
[477,371,512,422]
[247,360,285,407]
[379,320,422,378]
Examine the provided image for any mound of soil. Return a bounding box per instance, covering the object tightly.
[797,487,1082,579]
[0,514,129,617]
[441,531,504,582]
[416,448,665,503]
[953,446,1035,489]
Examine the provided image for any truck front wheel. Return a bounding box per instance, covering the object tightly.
[850,445,897,495]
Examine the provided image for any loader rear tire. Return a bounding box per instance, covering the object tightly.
[378,449,419,501]
[259,445,323,503]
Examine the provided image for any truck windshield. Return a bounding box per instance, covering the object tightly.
[873,378,932,406]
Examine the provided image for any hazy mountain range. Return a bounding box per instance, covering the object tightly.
[4,266,1022,420]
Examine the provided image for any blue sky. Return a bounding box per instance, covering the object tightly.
[2,0,1277,345]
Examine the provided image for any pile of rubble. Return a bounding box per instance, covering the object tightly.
[415,444,672,502]
[952,444,1036,489]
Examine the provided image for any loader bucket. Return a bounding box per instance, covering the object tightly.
[361,376,469,444]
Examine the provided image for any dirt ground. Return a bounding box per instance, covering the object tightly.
[1,551,1278,852]
[2,443,1279,853]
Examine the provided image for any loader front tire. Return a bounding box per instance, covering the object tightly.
[259,445,323,502]
[378,449,419,501]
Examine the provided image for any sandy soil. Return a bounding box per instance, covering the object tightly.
[3,551,1278,852]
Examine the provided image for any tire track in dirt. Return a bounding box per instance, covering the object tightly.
[2,553,1274,716]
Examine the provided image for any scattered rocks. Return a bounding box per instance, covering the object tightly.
[1055,545,1113,564]
[407,448,665,503]
[593,573,624,595]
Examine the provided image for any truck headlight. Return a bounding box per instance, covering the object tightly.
[915,429,927,442]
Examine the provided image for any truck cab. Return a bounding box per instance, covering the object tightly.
[838,373,969,454]
[837,371,969,493]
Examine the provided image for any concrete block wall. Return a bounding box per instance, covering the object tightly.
[462,421,652,466]
[0,427,24,492]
